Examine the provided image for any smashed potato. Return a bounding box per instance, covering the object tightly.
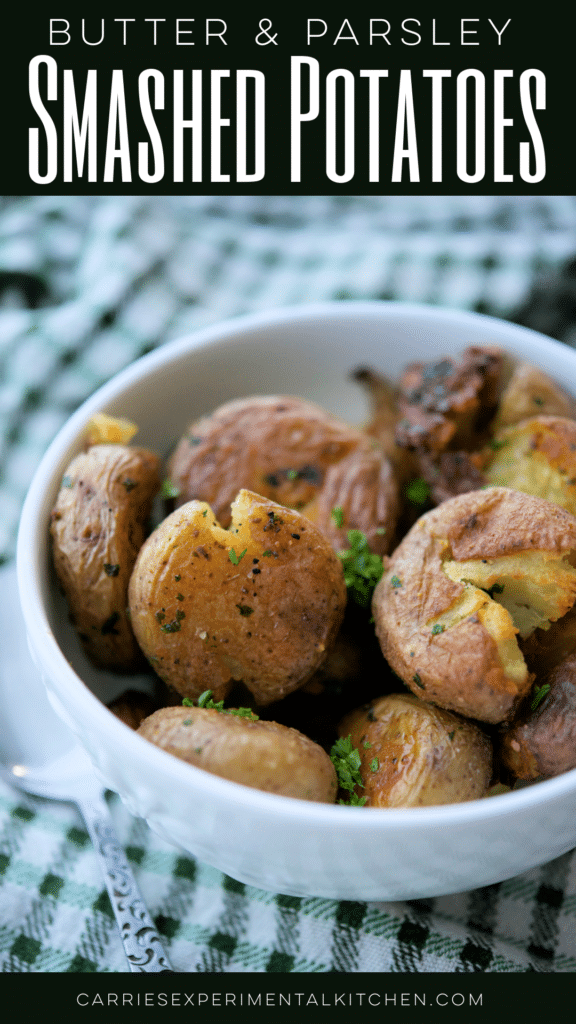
[500,652,576,780]
[167,395,398,556]
[128,489,347,705]
[493,360,576,431]
[50,444,161,668]
[372,487,576,723]
[137,705,338,802]
[485,416,576,517]
[340,693,492,807]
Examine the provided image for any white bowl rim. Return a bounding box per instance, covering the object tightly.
[16,299,576,832]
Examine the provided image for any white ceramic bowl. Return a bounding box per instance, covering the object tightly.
[16,301,576,901]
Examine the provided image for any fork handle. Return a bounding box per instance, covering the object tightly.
[78,793,174,973]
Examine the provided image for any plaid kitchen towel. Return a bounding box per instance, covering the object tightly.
[1,194,576,974]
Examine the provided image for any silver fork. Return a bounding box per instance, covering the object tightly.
[0,564,174,973]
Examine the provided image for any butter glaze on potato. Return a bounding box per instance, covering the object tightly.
[372,487,576,724]
[340,693,492,807]
[128,489,347,705]
[137,705,338,802]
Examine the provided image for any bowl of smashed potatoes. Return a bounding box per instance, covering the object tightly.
[17,302,576,899]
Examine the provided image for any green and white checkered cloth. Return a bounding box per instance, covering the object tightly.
[2,195,576,974]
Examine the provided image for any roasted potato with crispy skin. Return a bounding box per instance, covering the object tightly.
[128,489,347,705]
[500,651,576,780]
[394,346,505,455]
[50,443,161,669]
[137,705,338,802]
[484,416,576,518]
[340,693,492,807]
[372,487,576,724]
[493,361,576,431]
[167,395,399,556]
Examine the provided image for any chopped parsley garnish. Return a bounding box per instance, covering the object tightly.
[369,757,379,773]
[331,506,344,529]
[160,610,185,633]
[61,475,73,489]
[330,735,367,806]
[390,575,402,589]
[236,604,254,616]
[160,478,180,499]
[287,468,299,480]
[337,529,384,607]
[363,740,372,749]
[186,690,259,721]
[404,478,430,507]
[155,610,165,622]
[532,396,544,406]
[176,593,184,601]
[489,437,506,451]
[413,673,424,689]
[103,563,120,577]
[174,574,181,581]
[262,549,276,557]
[229,547,247,565]
[531,683,551,711]
[431,623,444,635]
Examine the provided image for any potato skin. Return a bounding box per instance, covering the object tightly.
[494,361,576,431]
[500,652,576,780]
[372,487,576,724]
[340,693,492,807]
[167,395,398,556]
[50,444,161,669]
[137,705,338,802]
[128,489,347,705]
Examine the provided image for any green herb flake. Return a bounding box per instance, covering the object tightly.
[489,437,506,451]
[61,475,73,489]
[337,530,384,607]
[182,697,194,707]
[262,549,276,557]
[155,610,165,622]
[390,575,402,589]
[404,478,430,507]
[431,623,444,635]
[370,757,379,773]
[176,593,184,601]
[160,478,181,500]
[192,690,259,720]
[363,740,372,749]
[413,673,425,689]
[103,563,120,577]
[287,468,299,480]
[330,735,365,805]
[174,574,181,581]
[183,719,192,726]
[229,547,247,566]
[531,683,551,711]
[161,611,185,633]
[122,478,137,492]
[339,793,368,806]
[331,506,344,529]
[236,604,254,616]
[532,396,544,406]
[202,509,208,517]
[448,730,456,741]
